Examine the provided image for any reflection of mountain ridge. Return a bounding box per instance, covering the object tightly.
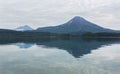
[36,39,120,58]
[16,43,34,49]
[0,39,120,58]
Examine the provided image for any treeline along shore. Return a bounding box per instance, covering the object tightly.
[0,29,120,41]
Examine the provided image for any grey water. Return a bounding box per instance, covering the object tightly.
[0,39,120,74]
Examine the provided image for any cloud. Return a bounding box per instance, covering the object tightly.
[0,0,120,30]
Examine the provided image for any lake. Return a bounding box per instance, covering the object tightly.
[0,39,120,74]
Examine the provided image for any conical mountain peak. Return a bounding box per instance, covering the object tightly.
[67,16,87,24]
[72,16,84,19]
[71,16,85,21]
[37,16,113,33]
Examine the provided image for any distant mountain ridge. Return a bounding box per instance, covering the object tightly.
[15,25,33,31]
[36,16,115,34]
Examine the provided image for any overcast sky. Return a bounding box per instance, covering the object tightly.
[0,0,120,30]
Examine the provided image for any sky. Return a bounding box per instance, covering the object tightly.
[0,0,120,30]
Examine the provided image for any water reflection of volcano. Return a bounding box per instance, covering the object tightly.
[0,38,120,58]
[36,39,120,58]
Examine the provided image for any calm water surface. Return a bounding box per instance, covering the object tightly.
[0,39,120,74]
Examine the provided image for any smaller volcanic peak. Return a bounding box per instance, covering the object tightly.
[15,25,33,31]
